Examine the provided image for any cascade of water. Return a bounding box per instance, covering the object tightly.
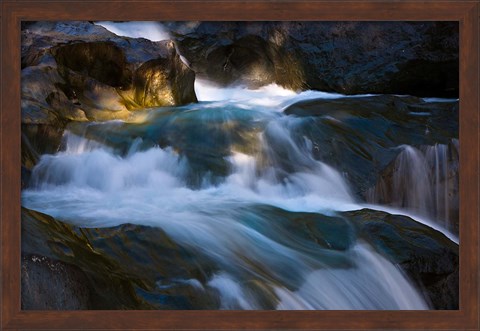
[274,243,428,310]
[22,81,452,310]
[366,140,459,231]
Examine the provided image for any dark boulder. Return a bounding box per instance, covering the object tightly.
[53,41,132,88]
[166,21,458,97]
[22,21,197,117]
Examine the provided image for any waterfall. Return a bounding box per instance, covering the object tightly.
[22,80,454,310]
[366,140,459,232]
[274,243,428,310]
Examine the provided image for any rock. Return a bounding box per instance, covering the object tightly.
[22,64,89,124]
[22,208,154,309]
[343,209,458,309]
[365,140,459,234]
[22,21,197,113]
[166,21,458,97]
[53,41,132,88]
[283,95,458,198]
[22,124,65,158]
[21,254,90,310]
[21,204,458,310]
[21,207,215,309]
[133,43,197,107]
[202,35,304,90]
[21,21,198,169]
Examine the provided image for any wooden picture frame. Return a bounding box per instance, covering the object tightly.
[1,0,478,329]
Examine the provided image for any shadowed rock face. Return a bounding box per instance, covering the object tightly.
[202,35,305,90]
[22,208,155,309]
[165,21,458,97]
[53,41,132,88]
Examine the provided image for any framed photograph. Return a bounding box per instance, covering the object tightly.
[1,0,478,330]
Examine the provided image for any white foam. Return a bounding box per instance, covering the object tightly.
[194,79,375,111]
[95,21,170,41]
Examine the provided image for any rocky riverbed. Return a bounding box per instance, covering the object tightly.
[21,21,459,310]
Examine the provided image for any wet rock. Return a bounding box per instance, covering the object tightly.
[22,21,197,114]
[53,41,132,88]
[21,254,90,310]
[343,208,458,309]
[283,95,458,198]
[21,207,214,309]
[365,140,459,234]
[21,204,458,310]
[22,208,154,309]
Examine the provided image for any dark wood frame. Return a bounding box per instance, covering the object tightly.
[1,0,479,330]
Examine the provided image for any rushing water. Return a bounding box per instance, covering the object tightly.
[366,140,459,232]
[22,80,458,309]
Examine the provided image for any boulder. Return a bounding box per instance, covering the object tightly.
[22,207,220,309]
[133,45,197,107]
[166,21,458,97]
[21,21,197,168]
[22,207,154,309]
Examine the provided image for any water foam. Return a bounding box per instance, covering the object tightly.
[95,21,171,41]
